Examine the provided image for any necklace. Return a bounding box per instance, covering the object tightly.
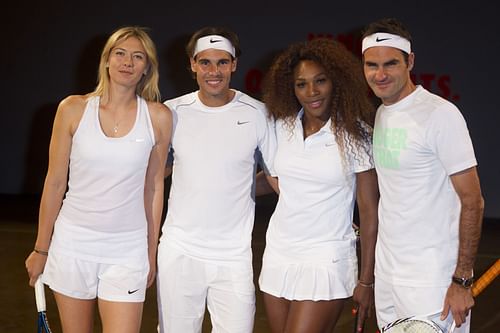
[112,114,126,134]
[302,116,327,138]
[101,100,135,135]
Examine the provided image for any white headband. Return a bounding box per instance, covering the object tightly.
[362,32,411,54]
[193,35,236,58]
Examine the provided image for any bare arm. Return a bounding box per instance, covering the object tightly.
[25,96,84,286]
[441,166,484,326]
[164,164,172,178]
[144,102,172,287]
[352,168,379,332]
[255,170,279,196]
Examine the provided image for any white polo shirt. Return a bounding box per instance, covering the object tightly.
[265,109,373,261]
[161,90,276,263]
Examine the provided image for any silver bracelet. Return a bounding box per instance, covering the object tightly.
[358,280,374,288]
[34,248,49,256]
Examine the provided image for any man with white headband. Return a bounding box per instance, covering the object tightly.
[361,18,483,333]
[156,26,276,333]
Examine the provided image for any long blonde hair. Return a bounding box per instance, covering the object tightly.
[90,26,161,102]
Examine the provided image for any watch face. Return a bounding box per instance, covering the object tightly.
[463,278,474,288]
[452,276,474,288]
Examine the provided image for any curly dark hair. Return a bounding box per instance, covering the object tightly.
[262,37,375,165]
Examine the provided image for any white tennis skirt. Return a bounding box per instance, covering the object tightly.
[258,245,358,301]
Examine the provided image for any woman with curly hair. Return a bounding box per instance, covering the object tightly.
[258,38,379,333]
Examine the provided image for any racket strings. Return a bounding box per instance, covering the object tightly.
[396,319,442,333]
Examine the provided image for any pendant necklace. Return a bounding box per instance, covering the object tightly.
[107,102,134,135]
[112,115,125,134]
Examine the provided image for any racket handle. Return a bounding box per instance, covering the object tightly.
[34,275,47,312]
[472,259,500,297]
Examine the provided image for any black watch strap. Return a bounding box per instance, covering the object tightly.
[452,276,474,289]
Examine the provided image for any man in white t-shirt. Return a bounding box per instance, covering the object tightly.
[156,26,276,333]
[361,18,484,332]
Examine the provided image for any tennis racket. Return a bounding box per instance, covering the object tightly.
[471,258,499,296]
[381,315,447,333]
[34,275,52,333]
[381,258,500,333]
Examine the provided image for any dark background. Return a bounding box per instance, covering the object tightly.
[2,0,499,218]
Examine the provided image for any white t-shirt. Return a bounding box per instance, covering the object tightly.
[161,90,276,263]
[51,96,154,263]
[266,109,373,261]
[374,86,477,287]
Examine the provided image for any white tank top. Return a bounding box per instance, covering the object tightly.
[51,95,155,263]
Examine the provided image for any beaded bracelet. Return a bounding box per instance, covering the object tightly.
[34,248,49,256]
[358,280,374,288]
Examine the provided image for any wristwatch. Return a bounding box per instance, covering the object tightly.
[452,275,474,289]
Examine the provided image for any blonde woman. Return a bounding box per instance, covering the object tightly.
[25,26,172,333]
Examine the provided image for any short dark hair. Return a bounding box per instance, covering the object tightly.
[186,26,241,59]
[362,18,412,63]
[362,18,412,42]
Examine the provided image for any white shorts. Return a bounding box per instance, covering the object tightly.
[156,243,255,333]
[375,277,470,332]
[43,250,149,302]
[258,245,357,301]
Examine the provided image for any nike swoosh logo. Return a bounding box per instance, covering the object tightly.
[325,142,335,147]
[237,121,250,125]
[128,289,139,294]
[210,38,222,43]
[376,37,391,42]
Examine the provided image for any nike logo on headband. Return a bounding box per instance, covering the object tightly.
[376,37,391,42]
[210,38,222,43]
